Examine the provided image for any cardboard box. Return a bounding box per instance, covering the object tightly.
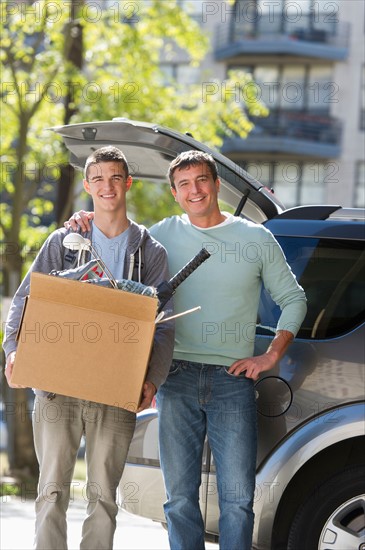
[11,273,158,411]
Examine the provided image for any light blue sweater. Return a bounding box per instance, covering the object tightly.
[150,214,307,366]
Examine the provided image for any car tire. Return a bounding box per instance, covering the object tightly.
[287,465,365,550]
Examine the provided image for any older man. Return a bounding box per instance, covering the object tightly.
[66,150,306,550]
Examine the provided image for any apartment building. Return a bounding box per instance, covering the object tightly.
[170,0,365,209]
[9,0,365,209]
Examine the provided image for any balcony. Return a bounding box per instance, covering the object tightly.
[221,110,342,158]
[215,13,350,61]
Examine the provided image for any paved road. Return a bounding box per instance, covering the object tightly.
[0,495,219,550]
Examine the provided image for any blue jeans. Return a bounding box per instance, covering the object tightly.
[156,360,257,550]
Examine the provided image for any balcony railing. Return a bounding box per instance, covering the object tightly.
[221,110,342,158]
[253,110,341,142]
[215,12,350,61]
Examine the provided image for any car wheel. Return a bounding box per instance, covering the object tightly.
[287,466,365,550]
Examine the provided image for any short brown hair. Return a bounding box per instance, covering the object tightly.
[84,146,129,180]
[168,151,218,189]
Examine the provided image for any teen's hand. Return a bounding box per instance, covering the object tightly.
[137,381,157,412]
[5,352,27,389]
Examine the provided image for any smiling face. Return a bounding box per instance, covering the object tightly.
[83,161,132,216]
[170,162,224,227]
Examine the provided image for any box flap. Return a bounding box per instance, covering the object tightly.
[16,295,29,341]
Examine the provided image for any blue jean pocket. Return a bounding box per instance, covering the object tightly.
[222,366,248,379]
[168,360,184,376]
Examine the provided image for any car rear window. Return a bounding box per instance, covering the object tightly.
[258,237,365,339]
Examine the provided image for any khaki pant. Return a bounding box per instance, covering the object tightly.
[32,394,136,550]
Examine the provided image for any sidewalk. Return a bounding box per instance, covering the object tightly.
[1,495,219,550]
[0,496,171,550]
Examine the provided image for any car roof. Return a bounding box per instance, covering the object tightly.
[265,206,365,240]
[52,118,285,223]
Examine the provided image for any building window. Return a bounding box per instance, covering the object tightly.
[235,0,337,37]
[242,161,326,207]
[273,162,301,206]
[281,65,306,111]
[301,163,326,204]
[307,66,335,112]
[354,161,365,207]
[229,63,334,114]
[253,65,280,108]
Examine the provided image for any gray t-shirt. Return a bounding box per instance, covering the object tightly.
[92,224,130,281]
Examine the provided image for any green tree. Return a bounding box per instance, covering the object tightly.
[71,1,267,223]
[1,0,83,483]
[1,0,268,481]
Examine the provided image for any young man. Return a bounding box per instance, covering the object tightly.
[3,146,174,550]
[65,150,307,550]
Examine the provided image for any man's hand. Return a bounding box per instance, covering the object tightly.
[137,381,157,412]
[228,354,277,381]
[64,210,94,232]
[4,352,27,389]
[228,329,294,381]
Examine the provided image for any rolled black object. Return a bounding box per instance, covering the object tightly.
[50,248,211,314]
[156,248,211,312]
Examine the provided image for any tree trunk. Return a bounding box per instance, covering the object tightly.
[3,114,39,486]
[56,6,84,226]
[3,0,84,488]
